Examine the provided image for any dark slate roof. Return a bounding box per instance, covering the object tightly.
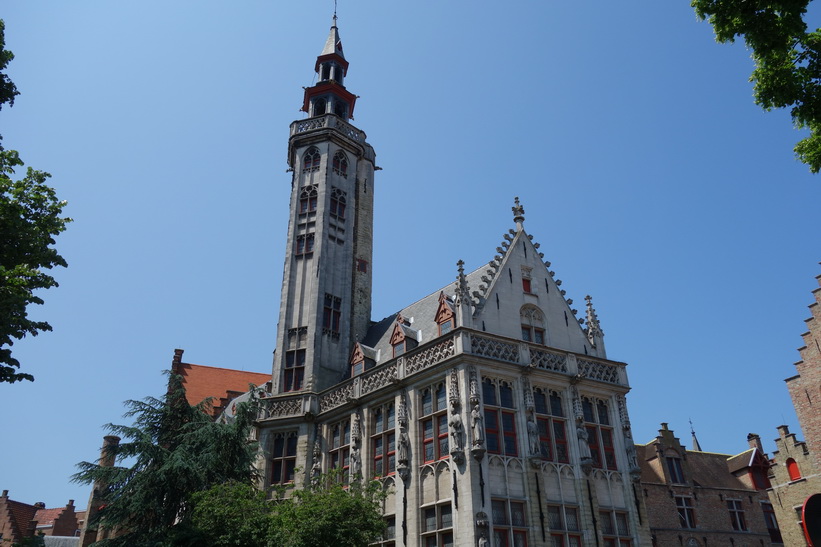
[361,263,486,366]
[727,448,756,473]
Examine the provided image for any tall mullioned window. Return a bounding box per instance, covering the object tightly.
[299,185,318,214]
[582,397,616,470]
[303,146,321,172]
[600,510,631,547]
[283,349,305,392]
[547,505,581,546]
[492,498,528,547]
[330,187,347,220]
[329,419,351,484]
[332,151,348,178]
[483,378,518,457]
[270,432,298,485]
[323,294,341,335]
[533,387,568,463]
[421,502,453,547]
[372,402,396,477]
[727,499,747,531]
[675,496,696,529]
[420,383,449,463]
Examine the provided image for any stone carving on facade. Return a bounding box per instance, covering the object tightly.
[527,414,540,457]
[570,382,593,474]
[476,511,489,547]
[311,436,322,481]
[448,369,465,464]
[350,444,361,479]
[617,395,641,479]
[397,391,411,481]
[468,367,485,460]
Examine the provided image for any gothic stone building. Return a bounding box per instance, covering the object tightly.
[258,19,650,547]
[766,267,821,546]
[253,17,653,547]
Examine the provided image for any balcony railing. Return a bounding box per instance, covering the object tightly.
[290,114,365,143]
[258,329,627,421]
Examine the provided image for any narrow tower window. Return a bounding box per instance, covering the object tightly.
[332,151,349,178]
[283,349,305,392]
[323,294,342,336]
[334,100,348,118]
[303,147,321,172]
[313,97,327,117]
[299,185,318,214]
[330,187,347,219]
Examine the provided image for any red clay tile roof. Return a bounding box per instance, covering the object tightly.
[33,507,64,526]
[174,362,270,417]
[7,499,37,537]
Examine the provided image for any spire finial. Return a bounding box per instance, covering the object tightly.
[512,197,525,230]
[455,260,470,305]
[689,418,703,452]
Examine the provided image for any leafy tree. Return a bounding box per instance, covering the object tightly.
[692,0,821,172]
[190,470,388,547]
[0,19,70,383]
[72,374,260,546]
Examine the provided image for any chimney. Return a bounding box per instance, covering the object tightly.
[747,433,764,453]
[171,348,184,374]
[2,490,8,498]
[67,499,75,507]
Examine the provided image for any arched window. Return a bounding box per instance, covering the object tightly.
[313,97,327,117]
[520,305,545,345]
[334,99,347,118]
[332,151,348,178]
[330,187,347,220]
[303,147,321,172]
[787,458,801,481]
[299,185,318,214]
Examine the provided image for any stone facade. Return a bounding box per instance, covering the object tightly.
[766,267,821,547]
[255,17,653,547]
[638,425,782,547]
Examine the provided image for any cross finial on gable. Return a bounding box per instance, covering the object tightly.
[512,196,525,231]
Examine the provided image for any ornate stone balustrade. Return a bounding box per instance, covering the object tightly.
[404,337,456,376]
[577,358,621,384]
[469,334,520,363]
[259,395,304,420]
[360,361,398,396]
[530,347,568,373]
[290,114,365,142]
[258,331,625,422]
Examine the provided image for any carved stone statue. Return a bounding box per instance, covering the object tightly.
[398,429,410,465]
[449,411,464,451]
[471,403,484,446]
[350,445,361,478]
[478,531,489,547]
[527,415,540,456]
[311,439,322,478]
[577,422,592,460]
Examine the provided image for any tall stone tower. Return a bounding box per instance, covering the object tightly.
[272,15,376,394]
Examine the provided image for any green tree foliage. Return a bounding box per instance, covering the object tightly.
[190,471,388,547]
[0,19,70,383]
[692,0,821,172]
[0,150,70,383]
[72,374,260,546]
[0,20,20,123]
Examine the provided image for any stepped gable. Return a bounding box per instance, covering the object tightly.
[170,349,271,417]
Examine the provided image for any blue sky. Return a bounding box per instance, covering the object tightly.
[2,2,820,507]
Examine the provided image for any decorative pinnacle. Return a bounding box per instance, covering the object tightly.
[455,259,471,305]
[512,197,525,230]
[585,295,603,337]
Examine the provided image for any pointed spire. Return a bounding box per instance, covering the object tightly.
[321,14,345,59]
[690,419,703,451]
[512,197,525,231]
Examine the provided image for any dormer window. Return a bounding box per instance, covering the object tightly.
[390,317,417,357]
[666,456,685,484]
[434,292,456,337]
[332,152,348,178]
[303,147,321,172]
